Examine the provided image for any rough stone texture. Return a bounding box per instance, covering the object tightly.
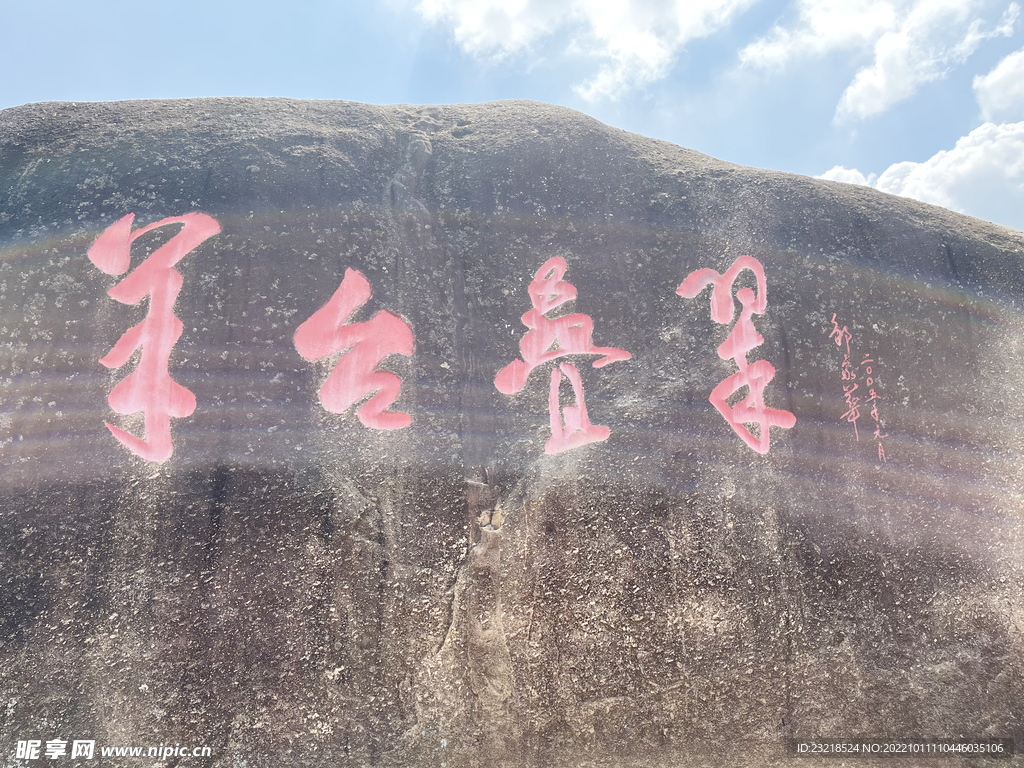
[1,98,1023,767]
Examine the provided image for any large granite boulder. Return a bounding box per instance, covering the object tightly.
[1,98,1022,767]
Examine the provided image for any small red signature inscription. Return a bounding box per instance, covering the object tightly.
[294,268,414,429]
[88,212,221,461]
[495,257,630,454]
[828,313,887,462]
[677,256,796,454]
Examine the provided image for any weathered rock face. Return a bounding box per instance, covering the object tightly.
[1,98,1023,767]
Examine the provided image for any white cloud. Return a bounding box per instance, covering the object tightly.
[417,0,574,58]
[740,0,1019,122]
[817,165,878,185]
[974,45,1024,121]
[416,0,759,101]
[740,0,897,69]
[836,0,1019,122]
[816,122,1024,230]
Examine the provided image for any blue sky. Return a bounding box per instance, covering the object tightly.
[2,0,1023,230]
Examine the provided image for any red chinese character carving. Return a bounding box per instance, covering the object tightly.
[88,212,221,461]
[294,268,414,430]
[678,255,795,454]
[860,350,888,462]
[828,313,853,355]
[496,257,630,454]
[546,362,611,453]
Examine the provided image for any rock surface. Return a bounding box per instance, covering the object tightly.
[1,98,1023,767]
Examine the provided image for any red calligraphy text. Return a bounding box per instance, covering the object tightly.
[88,212,221,461]
[829,313,861,438]
[294,268,414,430]
[678,255,795,454]
[826,314,887,462]
[496,257,630,454]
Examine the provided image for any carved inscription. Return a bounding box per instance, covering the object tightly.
[88,212,221,461]
[496,257,630,454]
[678,256,795,454]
